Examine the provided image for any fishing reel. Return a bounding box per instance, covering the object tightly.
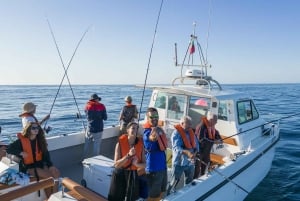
[44,126,52,134]
[216,144,224,149]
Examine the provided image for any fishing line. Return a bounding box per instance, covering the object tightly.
[219,112,300,141]
[196,159,249,194]
[137,0,164,127]
[193,136,249,195]
[205,0,212,64]
[45,19,90,131]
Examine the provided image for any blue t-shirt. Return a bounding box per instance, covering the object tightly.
[143,128,167,172]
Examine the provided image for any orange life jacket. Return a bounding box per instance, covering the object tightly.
[119,134,143,170]
[174,124,196,149]
[202,116,216,140]
[143,122,168,151]
[17,133,42,165]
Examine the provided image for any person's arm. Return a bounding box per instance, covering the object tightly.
[119,107,124,121]
[214,130,223,144]
[43,149,54,168]
[40,114,50,125]
[102,105,108,121]
[6,139,23,157]
[143,129,155,151]
[114,142,134,168]
[172,131,183,154]
[199,125,206,140]
[134,105,138,119]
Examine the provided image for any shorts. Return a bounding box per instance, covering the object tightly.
[146,169,167,198]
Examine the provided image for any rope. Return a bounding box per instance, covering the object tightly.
[45,19,90,132]
[137,0,164,131]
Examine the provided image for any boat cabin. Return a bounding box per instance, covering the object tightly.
[147,84,266,158]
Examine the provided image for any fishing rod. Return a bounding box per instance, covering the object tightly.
[219,112,300,142]
[45,19,90,131]
[137,0,164,128]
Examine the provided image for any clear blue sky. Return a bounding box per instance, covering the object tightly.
[0,0,299,85]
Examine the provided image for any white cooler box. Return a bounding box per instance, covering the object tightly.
[82,155,114,198]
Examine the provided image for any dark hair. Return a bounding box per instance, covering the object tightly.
[23,123,48,153]
[147,107,158,113]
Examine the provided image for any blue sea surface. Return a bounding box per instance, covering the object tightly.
[0,84,299,200]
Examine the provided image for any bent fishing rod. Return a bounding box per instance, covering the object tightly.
[137,0,164,128]
[218,112,300,142]
[44,19,90,131]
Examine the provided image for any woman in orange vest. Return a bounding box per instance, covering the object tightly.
[6,122,60,198]
[108,122,146,201]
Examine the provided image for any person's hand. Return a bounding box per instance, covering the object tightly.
[49,166,60,178]
[128,147,136,157]
[85,132,93,140]
[132,156,138,166]
[149,129,158,141]
[45,114,50,120]
[188,151,194,159]
[20,151,28,158]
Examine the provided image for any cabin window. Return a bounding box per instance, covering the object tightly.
[218,100,228,121]
[154,92,185,120]
[154,92,167,109]
[166,94,185,120]
[188,96,210,128]
[237,100,259,124]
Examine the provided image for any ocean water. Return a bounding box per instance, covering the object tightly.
[0,84,299,200]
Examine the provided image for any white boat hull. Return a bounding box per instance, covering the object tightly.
[164,134,279,201]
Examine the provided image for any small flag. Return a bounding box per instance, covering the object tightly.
[189,41,195,54]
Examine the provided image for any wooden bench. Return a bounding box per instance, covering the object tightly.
[220,135,238,146]
[210,153,225,165]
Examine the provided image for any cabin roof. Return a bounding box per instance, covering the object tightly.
[145,84,249,100]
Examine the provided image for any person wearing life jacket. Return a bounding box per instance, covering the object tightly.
[167,116,199,195]
[119,96,138,135]
[108,122,145,201]
[6,122,60,198]
[194,112,222,177]
[143,107,168,201]
[19,102,50,128]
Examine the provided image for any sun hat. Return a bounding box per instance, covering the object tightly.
[19,102,37,117]
[124,96,132,102]
[90,93,101,101]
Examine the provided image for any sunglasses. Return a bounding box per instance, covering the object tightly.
[149,115,159,119]
[31,126,40,131]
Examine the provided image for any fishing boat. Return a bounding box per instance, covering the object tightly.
[0,25,280,201]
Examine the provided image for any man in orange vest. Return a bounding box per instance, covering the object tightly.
[194,112,222,177]
[167,116,199,195]
[143,107,168,201]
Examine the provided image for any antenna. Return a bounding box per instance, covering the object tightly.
[205,0,212,64]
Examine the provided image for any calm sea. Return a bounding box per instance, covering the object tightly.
[0,84,299,201]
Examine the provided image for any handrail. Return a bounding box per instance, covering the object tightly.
[62,177,106,201]
[0,177,54,201]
